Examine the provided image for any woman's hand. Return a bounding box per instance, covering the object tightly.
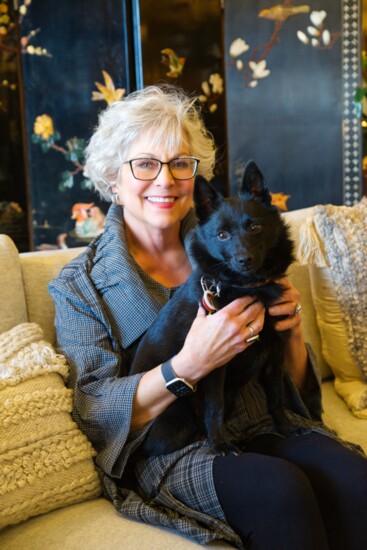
[172,296,265,385]
[267,277,302,333]
[132,295,265,431]
[268,277,308,390]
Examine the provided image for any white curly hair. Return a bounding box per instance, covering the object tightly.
[84,84,217,202]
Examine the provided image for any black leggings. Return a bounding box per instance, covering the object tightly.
[213,433,367,550]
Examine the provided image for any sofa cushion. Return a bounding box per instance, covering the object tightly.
[0,323,101,530]
[322,381,367,453]
[0,497,232,549]
[0,235,28,334]
[298,199,367,417]
[20,247,85,344]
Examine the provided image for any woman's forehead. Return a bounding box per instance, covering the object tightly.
[128,130,190,156]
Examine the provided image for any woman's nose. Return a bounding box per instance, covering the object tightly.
[155,163,175,185]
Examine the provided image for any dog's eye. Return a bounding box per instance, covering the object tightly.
[249,223,263,234]
[217,230,230,241]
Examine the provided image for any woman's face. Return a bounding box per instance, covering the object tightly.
[112,133,195,235]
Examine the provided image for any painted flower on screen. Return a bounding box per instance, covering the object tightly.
[297,10,331,48]
[33,114,54,140]
[249,60,271,80]
[92,71,125,105]
[199,73,224,113]
[229,38,250,58]
[209,73,224,94]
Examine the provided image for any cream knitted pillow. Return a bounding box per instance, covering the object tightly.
[0,323,101,529]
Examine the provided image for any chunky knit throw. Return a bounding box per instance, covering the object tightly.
[298,198,367,383]
[0,323,101,529]
[297,199,367,418]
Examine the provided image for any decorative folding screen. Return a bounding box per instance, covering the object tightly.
[224,0,362,209]
[20,0,138,248]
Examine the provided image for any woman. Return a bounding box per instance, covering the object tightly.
[49,85,367,549]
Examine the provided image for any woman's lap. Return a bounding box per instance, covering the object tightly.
[135,433,367,548]
[213,432,367,549]
[135,442,226,521]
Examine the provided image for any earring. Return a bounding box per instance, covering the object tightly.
[111,192,120,205]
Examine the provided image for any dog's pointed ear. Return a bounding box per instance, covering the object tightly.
[241,160,272,206]
[194,175,223,223]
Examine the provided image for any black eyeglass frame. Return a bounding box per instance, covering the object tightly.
[123,157,200,181]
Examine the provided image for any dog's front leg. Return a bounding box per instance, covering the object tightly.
[202,368,239,454]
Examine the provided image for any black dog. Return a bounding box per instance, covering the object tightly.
[130,160,294,457]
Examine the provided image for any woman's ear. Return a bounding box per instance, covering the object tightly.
[110,183,122,205]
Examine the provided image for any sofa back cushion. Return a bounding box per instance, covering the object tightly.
[20,248,85,344]
[0,235,28,334]
[4,209,329,380]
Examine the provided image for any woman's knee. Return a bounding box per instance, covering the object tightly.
[213,453,328,549]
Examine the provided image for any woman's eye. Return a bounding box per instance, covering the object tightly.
[136,160,156,170]
[217,230,230,241]
[249,223,263,234]
[173,159,189,169]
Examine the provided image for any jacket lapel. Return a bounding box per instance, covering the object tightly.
[90,205,196,349]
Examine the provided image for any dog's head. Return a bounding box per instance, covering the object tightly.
[193,161,294,285]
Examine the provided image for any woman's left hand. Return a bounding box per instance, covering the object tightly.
[267,277,302,333]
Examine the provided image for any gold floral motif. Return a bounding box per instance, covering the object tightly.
[199,73,223,114]
[33,114,54,140]
[270,192,290,211]
[91,71,125,105]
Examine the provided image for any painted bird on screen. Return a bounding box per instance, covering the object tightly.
[259,4,310,22]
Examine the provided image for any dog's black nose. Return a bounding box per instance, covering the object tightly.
[237,255,253,268]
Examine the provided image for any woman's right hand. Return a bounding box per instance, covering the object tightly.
[171,296,265,385]
[131,296,265,432]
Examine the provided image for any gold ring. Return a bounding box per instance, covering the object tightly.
[294,302,302,316]
[245,324,259,343]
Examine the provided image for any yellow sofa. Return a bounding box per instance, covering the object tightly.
[0,206,366,549]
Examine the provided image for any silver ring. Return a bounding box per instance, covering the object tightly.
[248,324,255,337]
[294,302,302,316]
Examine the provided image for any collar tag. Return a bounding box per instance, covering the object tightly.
[202,290,217,313]
[200,276,220,314]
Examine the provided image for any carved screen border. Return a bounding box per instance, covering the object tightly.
[342,0,363,205]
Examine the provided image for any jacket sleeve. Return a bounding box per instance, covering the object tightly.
[49,272,152,479]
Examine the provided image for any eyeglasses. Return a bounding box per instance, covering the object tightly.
[123,157,200,181]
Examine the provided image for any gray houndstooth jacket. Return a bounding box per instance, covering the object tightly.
[49,204,329,549]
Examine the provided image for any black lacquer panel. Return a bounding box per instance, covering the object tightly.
[20,0,137,248]
[224,0,362,209]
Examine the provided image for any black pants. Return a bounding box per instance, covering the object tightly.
[213,433,367,550]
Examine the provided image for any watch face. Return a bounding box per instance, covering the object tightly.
[166,379,194,397]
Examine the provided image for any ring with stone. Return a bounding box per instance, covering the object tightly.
[294,302,302,316]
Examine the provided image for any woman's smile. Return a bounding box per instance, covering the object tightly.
[145,195,177,206]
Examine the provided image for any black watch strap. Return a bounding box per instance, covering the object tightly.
[161,358,196,397]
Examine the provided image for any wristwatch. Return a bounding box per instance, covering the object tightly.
[161,358,197,397]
